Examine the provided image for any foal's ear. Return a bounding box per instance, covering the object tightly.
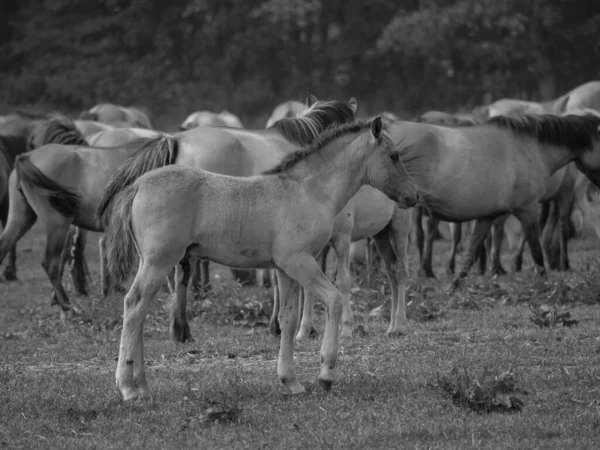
[348,97,358,114]
[371,116,383,140]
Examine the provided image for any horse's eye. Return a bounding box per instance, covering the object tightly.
[390,153,400,162]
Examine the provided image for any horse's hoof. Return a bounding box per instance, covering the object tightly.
[281,378,306,395]
[352,325,368,338]
[268,321,281,338]
[2,271,17,281]
[446,267,455,277]
[170,321,194,343]
[448,278,463,294]
[318,378,333,391]
[418,268,436,279]
[490,265,507,277]
[308,327,318,339]
[119,386,140,402]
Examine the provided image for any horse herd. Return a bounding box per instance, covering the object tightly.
[2,79,600,402]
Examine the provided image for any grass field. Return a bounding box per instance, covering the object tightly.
[2,220,600,449]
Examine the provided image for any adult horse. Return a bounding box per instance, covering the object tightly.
[481,99,555,118]
[79,104,153,129]
[179,111,243,130]
[553,81,600,114]
[0,99,358,316]
[265,100,307,128]
[0,135,29,281]
[386,113,600,292]
[101,118,418,401]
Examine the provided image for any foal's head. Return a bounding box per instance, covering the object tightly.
[361,117,418,208]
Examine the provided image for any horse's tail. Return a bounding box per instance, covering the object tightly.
[96,135,179,227]
[105,184,140,283]
[29,113,88,150]
[14,154,81,217]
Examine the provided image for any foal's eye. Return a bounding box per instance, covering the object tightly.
[390,153,400,162]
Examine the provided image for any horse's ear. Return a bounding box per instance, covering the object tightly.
[371,116,383,140]
[306,94,318,107]
[348,97,358,114]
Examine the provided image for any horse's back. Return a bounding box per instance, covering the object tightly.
[563,81,600,113]
[345,187,395,240]
[175,127,286,177]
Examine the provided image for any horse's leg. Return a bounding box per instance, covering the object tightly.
[489,215,508,276]
[116,260,168,401]
[511,233,527,272]
[42,222,75,314]
[296,245,329,340]
[169,257,194,343]
[541,201,560,270]
[413,207,427,278]
[330,233,354,339]
[365,237,373,288]
[268,270,281,337]
[201,260,210,292]
[69,227,89,296]
[279,253,343,391]
[420,215,437,278]
[450,218,495,291]
[376,207,411,336]
[446,222,462,275]
[274,269,304,394]
[514,208,547,278]
[0,199,17,281]
[556,195,574,271]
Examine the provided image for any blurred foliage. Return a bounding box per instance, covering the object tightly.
[1,0,599,127]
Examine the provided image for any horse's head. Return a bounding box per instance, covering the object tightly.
[360,117,418,208]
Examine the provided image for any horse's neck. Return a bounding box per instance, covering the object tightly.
[539,144,579,175]
[296,139,366,216]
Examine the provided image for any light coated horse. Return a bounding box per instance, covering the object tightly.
[387,113,600,292]
[79,104,153,129]
[554,81,600,114]
[179,111,243,130]
[98,97,359,303]
[0,136,29,281]
[101,118,418,401]
[265,100,307,128]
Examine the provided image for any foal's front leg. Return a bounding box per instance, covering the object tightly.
[279,253,343,391]
[296,246,329,340]
[330,233,354,338]
[514,207,547,279]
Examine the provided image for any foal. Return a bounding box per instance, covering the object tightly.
[102,118,418,400]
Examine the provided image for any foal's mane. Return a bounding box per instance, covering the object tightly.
[269,99,356,146]
[29,113,88,149]
[262,120,371,175]
[487,113,600,152]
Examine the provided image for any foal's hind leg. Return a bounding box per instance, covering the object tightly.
[169,257,194,343]
[117,260,171,401]
[450,218,495,292]
[0,199,18,281]
[274,269,304,394]
[268,270,281,337]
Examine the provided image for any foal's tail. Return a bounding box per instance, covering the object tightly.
[96,135,179,227]
[14,154,81,217]
[105,184,140,283]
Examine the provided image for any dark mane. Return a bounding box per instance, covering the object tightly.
[29,113,88,149]
[0,135,28,167]
[487,114,600,152]
[262,120,371,175]
[269,99,356,146]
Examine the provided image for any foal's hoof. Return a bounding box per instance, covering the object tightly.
[446,266,455,277]
[296,327,318,341]
[386,329,406,338]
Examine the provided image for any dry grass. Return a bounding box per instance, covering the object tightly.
[1,222,600,449]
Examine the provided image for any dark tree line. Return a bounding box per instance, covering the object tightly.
[1,0,599,128]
